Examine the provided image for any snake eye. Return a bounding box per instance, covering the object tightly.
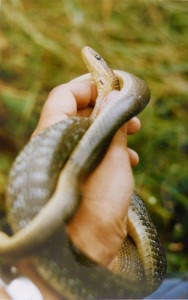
[95,54,101,60]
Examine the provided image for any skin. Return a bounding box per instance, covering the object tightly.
[1,78,141,299]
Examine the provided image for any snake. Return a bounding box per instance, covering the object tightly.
[0,46,166,299]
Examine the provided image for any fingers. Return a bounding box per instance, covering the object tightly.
[127,117,141,135]
[128,148,139,166]
[32,80,97,137]
[127,117,140,166]
[119,117,140,167]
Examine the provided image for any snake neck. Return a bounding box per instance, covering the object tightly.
[90,72,120,122]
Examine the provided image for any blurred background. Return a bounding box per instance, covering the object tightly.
[0,0,187,277]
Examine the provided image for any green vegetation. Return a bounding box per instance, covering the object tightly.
[0,0,187,276]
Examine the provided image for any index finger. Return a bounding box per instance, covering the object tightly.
[32,78,97,137]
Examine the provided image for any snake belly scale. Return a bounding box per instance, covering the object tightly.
[0,46,166,299]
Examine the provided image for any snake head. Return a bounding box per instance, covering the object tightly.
[81,46,120,95]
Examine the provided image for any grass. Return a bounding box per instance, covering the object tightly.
[0,0,188,276]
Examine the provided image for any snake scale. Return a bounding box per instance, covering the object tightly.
[0,46,166,299]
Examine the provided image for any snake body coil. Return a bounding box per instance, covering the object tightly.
[1,47,166,299]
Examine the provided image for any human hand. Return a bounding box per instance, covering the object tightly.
[0,76,141,300]
[32,75,141,269]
